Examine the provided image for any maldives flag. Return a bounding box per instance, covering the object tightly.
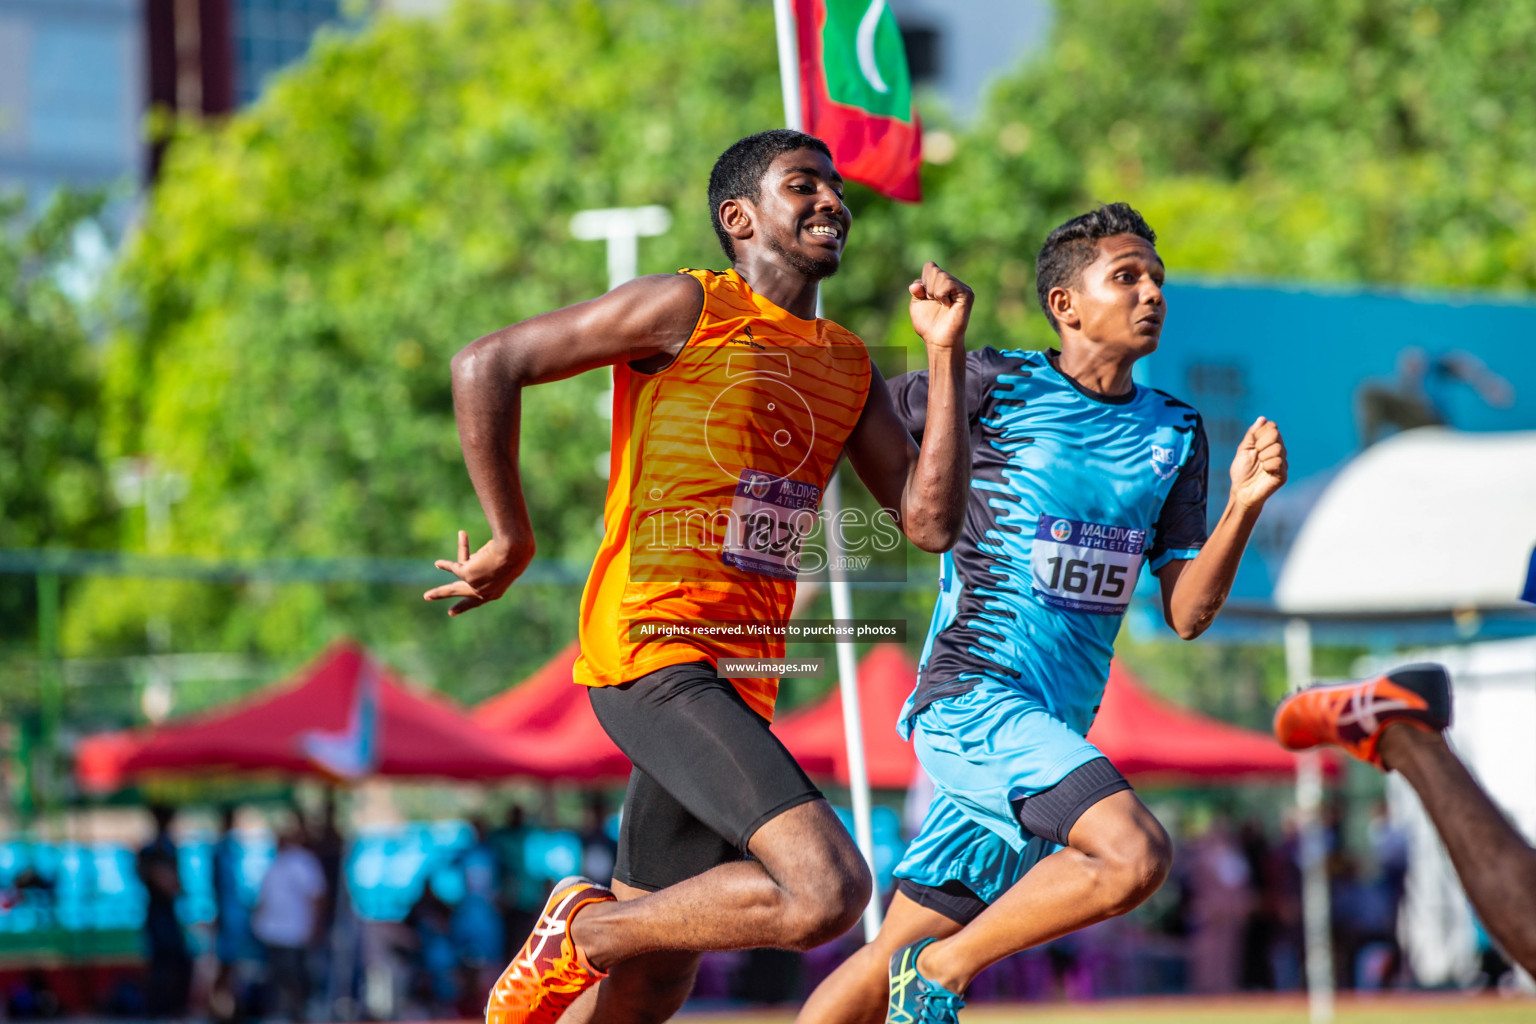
[793,0,922,202]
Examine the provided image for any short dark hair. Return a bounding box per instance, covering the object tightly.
[1035,203,1158,333]
[709,130,833,261]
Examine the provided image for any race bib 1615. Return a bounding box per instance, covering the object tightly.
[1030,514,1145,615]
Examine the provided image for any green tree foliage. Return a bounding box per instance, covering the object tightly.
[0,194,113,648]
[976,0,1536,292]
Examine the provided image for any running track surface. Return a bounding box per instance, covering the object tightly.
[429,992,1536,1024]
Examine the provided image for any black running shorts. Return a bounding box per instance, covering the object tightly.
[895,877,989,926]
[587,661,823,893]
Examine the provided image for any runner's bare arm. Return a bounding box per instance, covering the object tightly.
[844,262,972,553]
[424,274,704,615]
[1155,416,1287,639]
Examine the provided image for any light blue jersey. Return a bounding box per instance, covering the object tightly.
[888,347,1210,904]
[891,347,1209,737]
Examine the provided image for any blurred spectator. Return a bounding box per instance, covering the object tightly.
[1265,812,1306,991]
[210,805,250,1022]
[579,792,617,886]
[313,794,346,935]
[1237,818,1274,990]
[458,816,501,892]
[137,803,191,1018]
[1472,912,1515,990]
[1330,850,1399,990]
[1356,347,1515,447]
[1185,815,1255,994]
[1368,799,1409,983]
[253,816,326,1021]
[311,793,361,1020]
[452,817,505,1008]
[490,805,541,958]
[404,885,458,1015]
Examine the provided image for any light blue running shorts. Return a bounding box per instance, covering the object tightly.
[892,676,1106,905]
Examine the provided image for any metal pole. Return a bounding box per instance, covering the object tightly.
[773,0,803,132]
[570,206,672,293]
[814,281,881,939]
[1286,617,1334,1024]
[823,473,883,940]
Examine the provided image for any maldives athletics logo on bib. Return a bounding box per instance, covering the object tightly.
[793,0,922,202]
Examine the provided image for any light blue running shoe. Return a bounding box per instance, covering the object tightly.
[887,937,965,1023]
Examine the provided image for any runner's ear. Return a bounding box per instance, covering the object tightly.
[1048,286,1078,330]
[718,197,754,244]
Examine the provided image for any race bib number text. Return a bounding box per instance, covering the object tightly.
[1031,515,1145,615]
[721,472,821,580]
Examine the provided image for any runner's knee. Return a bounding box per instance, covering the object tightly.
[778,855,872,950]
[1099,817,1171,914]
[750,800,872,948]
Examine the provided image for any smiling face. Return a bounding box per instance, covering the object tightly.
[725,147,852,281]
[1052,233,1166,357]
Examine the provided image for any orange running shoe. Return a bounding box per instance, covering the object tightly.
[485,875,615,1024]
[1274,663,1451,768]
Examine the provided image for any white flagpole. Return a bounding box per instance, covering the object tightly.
[773,0,884,942]
[1286,618,1334,1024]
[823,475,884,941]
[773,0,803,133]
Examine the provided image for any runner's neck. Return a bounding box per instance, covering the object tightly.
[730,258,821,321]
[1047,347,1136,401]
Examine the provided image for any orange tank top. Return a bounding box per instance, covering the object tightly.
[573,268,872,720]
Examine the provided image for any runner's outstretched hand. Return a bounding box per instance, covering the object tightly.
[1229,416,1287,510]
[907,262,973,352]
[424,529,532,616]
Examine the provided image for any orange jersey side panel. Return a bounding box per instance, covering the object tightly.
[573,269,872,720]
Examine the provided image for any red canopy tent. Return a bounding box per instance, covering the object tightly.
[75,641,542,791]
[472,643,585,735]
[774,644,922,789]
[1086,661,1341,783]
[471,643,630,782]
[775,650,1336,787]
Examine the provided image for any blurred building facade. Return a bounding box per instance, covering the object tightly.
[233,0,342,106]
[887,0,1050,120]
[0,0,145,197]
[0,0,357,199]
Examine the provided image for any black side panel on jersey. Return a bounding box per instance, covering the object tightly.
[887,345,1018,441]
[1148,397,1210,566]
